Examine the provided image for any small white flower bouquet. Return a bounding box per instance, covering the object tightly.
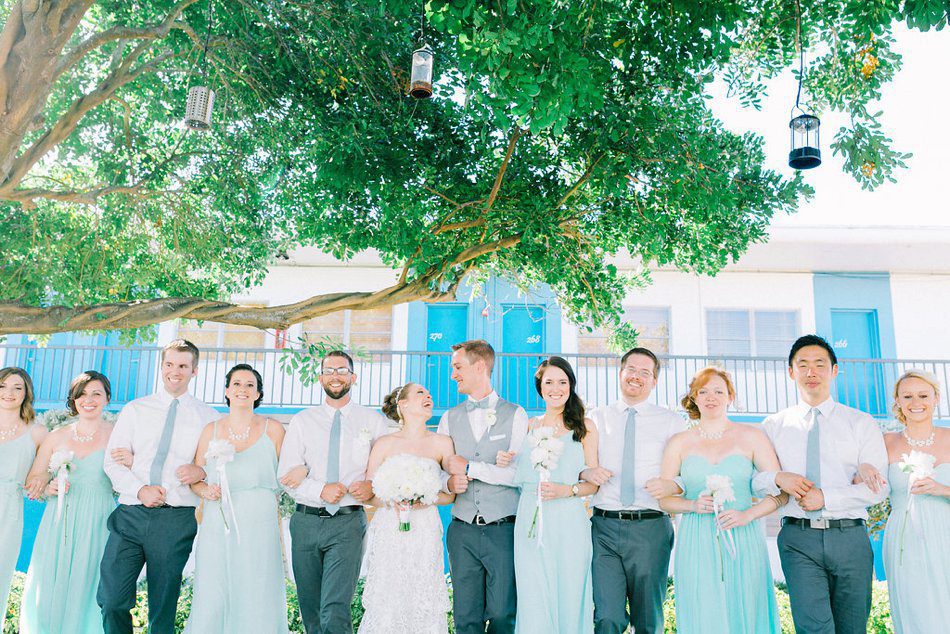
[898,449,937,564]
[373,454,442,531]
[48,450,74,522]
[527,427,565,542]
[702,474,737,564]
[485,409,497,427]
[205,439,240,540]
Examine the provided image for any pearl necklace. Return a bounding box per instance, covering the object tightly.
[696,425,725,440]
[0,425,19,441]
[228,424,252,442]
[72,424,97,443]
[903,428,936,448]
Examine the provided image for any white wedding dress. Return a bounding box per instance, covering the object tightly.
[358,456,451,634]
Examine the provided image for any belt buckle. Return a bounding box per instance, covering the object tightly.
[809,518,829,529]
[474,515,488,526]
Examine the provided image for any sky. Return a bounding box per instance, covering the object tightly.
[709,24,950,227]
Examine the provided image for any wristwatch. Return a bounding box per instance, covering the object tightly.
[570,483,580,497]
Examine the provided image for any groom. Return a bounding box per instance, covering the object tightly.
[99,339,218,634]
[439,340,528,634]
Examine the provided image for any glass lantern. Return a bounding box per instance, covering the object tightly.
[184,85,215,130]
[788,113,821,169]
[409,45,434,99]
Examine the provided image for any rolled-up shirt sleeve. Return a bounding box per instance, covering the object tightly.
[822,417,889,512]
[277,415,326,507]
[103,402,146,500]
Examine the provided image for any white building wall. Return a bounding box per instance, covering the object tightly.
[889,273,950,360]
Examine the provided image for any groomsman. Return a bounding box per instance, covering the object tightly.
[754,334,888,634]
[99,339,218,634]
[582,347,687,634]
[278,350,389,634]
[439,340,528,634]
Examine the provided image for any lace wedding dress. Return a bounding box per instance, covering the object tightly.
[358,457,451,634]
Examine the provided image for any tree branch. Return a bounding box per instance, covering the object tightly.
[484,126,524,213]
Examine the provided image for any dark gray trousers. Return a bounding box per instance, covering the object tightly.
[290,510,366,634]
[778,522,873,634]
[591,514,673,634]
[446,518,517,634]
[97,504,198,634]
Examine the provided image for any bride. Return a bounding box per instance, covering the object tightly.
[359,383,455,633]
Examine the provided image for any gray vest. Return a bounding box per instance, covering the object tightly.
[446,398,521,523]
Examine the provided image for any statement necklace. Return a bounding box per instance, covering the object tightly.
[903,428,936,448]
[72,424,97,443]
[228,423,252,442]
[696,424,725,440]
[0,425,19,441]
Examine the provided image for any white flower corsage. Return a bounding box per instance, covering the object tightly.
[358,427,373,445]
[485,409,497,427]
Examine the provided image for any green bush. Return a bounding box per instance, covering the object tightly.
[3,572,891,633]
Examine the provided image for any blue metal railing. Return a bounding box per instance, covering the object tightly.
[2,344,948,420]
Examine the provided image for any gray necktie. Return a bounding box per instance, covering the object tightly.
[325,409,342,514]
[620,407,637,506]
[805,407,822,518]
[150,398,179,487]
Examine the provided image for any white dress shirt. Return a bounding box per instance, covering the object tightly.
[590,399,688,512]
[277,401,390,508]
[436,391,529,486]
[104,390,220,507]
[753,398,889,520]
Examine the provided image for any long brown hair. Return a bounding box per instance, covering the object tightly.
[0,367,36,424]
[535,357,587,442]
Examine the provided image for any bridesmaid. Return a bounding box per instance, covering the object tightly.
[185,363,289,634]
[20,371,117,634]
[658,367,786,634]
[873,370,949,634]
[0,367,47,631]
[512,356,599,633]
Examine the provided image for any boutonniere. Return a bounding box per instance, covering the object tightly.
[485,409,497,427]
[358,427,373,444]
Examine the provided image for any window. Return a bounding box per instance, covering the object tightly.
[577,306,671,355]
[177,303,271,353]
[301,307,392,350]
[706,309,798,357]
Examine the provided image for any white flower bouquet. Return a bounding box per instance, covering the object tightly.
[527,427,565,543]
[48,450,74,522]
[702,474,737,570]
[898,449,937,564]
[372,453,442,531]
[205,439,240,541]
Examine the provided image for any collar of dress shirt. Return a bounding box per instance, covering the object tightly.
[612,398,647,415]
[323,400,355,418]
[794,397,836,419]
[466,391,498,407]
[157,388,193,406]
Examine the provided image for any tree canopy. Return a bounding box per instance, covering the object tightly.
[0,0,942,340]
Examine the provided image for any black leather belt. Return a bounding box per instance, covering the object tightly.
[296,504,363,517]
[594,508,667,521]
[783,517,865,530]
[458,514,517,526]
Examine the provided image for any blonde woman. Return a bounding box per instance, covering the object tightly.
[856,370,949,634]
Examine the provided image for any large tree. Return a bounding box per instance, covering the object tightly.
[0,0,940,339]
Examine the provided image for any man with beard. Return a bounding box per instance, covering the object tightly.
[582,347,687,634]
[278,350,390,634]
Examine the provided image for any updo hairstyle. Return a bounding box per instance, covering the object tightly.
[680,366,737,420]
[382,383,414,423]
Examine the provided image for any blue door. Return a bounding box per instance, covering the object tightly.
[424,304,468,411]
[500,305,546,413]
[831,309,885,416]
[100,331,157,404]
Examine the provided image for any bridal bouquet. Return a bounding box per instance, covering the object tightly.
[205,439,240,541]
[897,449,937,564]
[527,427,565,543]
[702,474,737,575]
[373,454,442,531]
[48,450,74,522]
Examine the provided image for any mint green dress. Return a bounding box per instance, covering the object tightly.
[0,431,37,631]
[19,448,114,634]
[185,424,289,634]
[674,454,780,634]
[513,432,594,634]
[882,462,950,634]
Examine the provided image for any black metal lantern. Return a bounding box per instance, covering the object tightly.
[184,0,215,131]
[789,112,821,169]
[409,44,434,99]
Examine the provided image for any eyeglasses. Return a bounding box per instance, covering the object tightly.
[320,367,352,376]
[621,367,655,379]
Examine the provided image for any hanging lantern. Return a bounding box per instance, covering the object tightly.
[788,113,821,169]
[184,85,214,130]
[409,45,434,99]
